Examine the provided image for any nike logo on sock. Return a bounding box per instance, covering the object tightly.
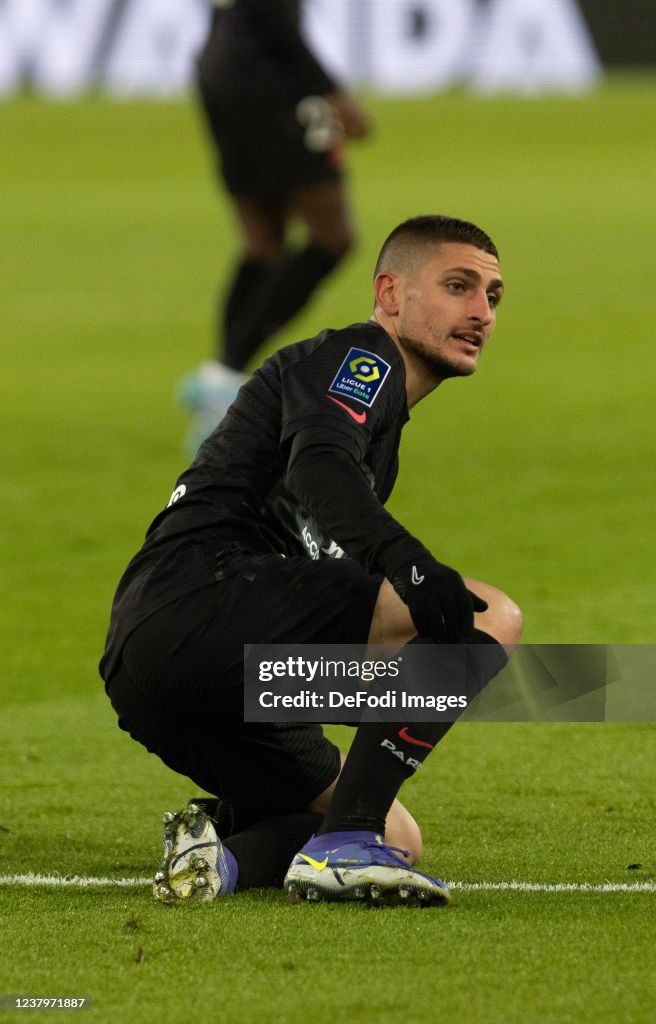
[397,726,434,749]
[411,565,425,585]
[297,853,329,871]
[327,395,367,424]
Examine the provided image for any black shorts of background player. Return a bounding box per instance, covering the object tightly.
[179,0,371,449]
[101,214,523,906]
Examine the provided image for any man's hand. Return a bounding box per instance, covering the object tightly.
[391,555,487,643]
[326,90,372,139]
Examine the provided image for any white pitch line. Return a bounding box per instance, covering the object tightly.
[0,873,151,888]
[448,881,656,893]
[1,874,655,893]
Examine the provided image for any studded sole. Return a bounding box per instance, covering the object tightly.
[285,878,449,907]
[153,805,221,904]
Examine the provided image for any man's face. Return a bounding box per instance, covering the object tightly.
[391,242,504,379]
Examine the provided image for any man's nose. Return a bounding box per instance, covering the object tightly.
[469,290,493,325]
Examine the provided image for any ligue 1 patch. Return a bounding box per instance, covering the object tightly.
[328,347,391,408]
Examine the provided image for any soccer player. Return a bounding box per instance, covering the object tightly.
[180,0,371,448]
[100,215,522,907]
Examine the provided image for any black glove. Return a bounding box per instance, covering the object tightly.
[391,554,488,643]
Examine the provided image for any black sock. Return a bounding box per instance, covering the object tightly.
[221,257,274,369]
[317,631,508,836]
[316,719,446,837]
[223,811,322,890]
[222,244,341,370]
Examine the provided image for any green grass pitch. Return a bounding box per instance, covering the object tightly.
[1,75,655,1022]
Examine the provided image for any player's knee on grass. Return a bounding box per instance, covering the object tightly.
[384,798,422,864]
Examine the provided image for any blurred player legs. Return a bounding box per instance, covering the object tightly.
[179,182,355,452]
[178,0,370,453]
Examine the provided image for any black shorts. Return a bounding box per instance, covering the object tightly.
[197,80,343,196]
[105,551,381,830]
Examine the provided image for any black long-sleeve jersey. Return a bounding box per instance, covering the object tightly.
[198,0,337,101]
[100,322,437,679]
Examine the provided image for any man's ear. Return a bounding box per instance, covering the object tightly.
[373,271,402,316]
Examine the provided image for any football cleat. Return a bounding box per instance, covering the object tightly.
[177,361,248,453]
[153,801,231,904]
[284,834,450,907]
[185,796,234,839]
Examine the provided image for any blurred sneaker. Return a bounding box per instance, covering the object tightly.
[177,361,248,453]
[153,801,236,904]
[284,831,450,907]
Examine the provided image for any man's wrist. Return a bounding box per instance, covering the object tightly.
[388,556,443,609]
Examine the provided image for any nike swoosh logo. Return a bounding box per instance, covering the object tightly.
[327,395,367,424]
[398,726,434,749]
[297,853,329,871]
[411,565,425,585]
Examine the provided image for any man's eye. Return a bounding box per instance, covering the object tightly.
[488,293,501,308]
[447,281,465,293]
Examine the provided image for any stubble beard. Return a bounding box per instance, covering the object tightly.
[398,333,477,381]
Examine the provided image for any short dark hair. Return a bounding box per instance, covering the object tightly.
[374,214,499,277]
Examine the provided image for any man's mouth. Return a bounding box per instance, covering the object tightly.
[453,332,483,348]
